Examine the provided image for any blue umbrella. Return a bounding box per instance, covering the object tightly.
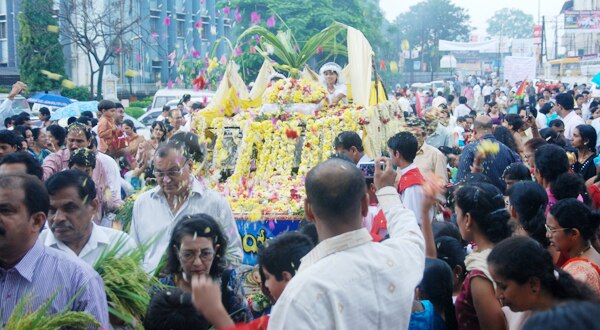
[592,72,600,86]
[27,93,73,107]
[50,101,99,120]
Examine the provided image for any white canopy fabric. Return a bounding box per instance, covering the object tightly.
[439,39,510,53]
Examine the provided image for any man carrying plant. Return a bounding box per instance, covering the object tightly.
[0,173,109,328]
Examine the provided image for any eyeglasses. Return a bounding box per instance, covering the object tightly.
[545,224,571,234]
[178,249,215,263]
[153,160,188,178]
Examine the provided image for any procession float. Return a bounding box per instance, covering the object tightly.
[178,22,410,265]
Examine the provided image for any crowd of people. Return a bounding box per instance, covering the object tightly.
[0,73,599,330]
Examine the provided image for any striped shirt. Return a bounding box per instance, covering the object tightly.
[0,240,109,328]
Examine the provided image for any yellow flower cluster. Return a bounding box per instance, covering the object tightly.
[197,103,408,217]
[477,140,500,158]
[265,78,326,105]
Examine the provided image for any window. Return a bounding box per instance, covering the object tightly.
[176,13,185,38]
[0,20,6,39]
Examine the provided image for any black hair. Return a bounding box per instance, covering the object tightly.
[67,122,92,140]
[459,96,467,104]
[549,198,600,242]
[143,288,209,330]
[182,94,191,103]
[551,173,590,206]
[67,116,77,125]
[432,221,462,242]
[46,125,67,147]
[162,105,171,112]
[39,107,50,116]
[522,301,600,330]
[115,102,124,109]
[488,237,596,304]
[258,232,314,281]
[4,117,12,127]
[437,91,443,96]
[80,111,94,118]
[556,93,574,110]
[435,236,467,280]
[534,144,569,183]
[151,121,168,142]
[166,132,203,163]
[0,173,49,216]
[503,163,531,182]
[13,114,30,126]
[334,131,364,152]
[30,128,43,142]
[447,95,455,104]
[455,183,512,243]
[75,116,92,127]
[305,158,366,223]
[297,221,319,247]
[549,119,565,129]
[0,151,43,180]
[508,181,549,247]
[91,118,98,127]
[68,148,96,170]
[0,130,19,148]
[504,114,524,132]
[45,170,96,203]
[97,99,116,112]
[575,94,584,101]
[575,124,597,152]
[539,102,553,115]
[166,214,228,278]
[328,152,354,164]
[14,125,31,140]
[387,131,418,163]
[123,119,137,133]
[539,128,566,147]
[418,258,458,330]
[493,126,519,153]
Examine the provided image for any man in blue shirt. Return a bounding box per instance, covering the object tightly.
[0,173,109,327]
[456,116,521,192]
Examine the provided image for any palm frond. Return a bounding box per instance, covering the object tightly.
[297,22,346,66]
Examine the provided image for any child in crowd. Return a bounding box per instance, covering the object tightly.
[190,232,314,330]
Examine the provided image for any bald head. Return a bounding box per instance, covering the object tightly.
[474,115,493,132]
[305,158,366,224]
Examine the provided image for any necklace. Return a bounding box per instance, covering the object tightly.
[577,245,592,257]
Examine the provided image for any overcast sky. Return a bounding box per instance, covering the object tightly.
[379,0,567,37]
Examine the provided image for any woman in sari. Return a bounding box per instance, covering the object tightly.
[547,198,600,294]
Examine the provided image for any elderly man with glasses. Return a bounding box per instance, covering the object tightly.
[129,138,243,273]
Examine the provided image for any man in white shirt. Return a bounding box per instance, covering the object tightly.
[432,91,447,108]
[556,92,585,140]
[267,157,425,329]
[129,140,243,273]
[334,131,371,167]
[482,82,493,103]
[156,105,170,123]
[168,108,187,133]
[40,170,136,266]
[455,96,471,118]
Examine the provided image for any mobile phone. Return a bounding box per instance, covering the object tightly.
[359,161,385,177]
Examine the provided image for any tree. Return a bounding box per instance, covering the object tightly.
[58,0,139,100]
[487,8,534,39]
[392,0,471,74]
[17,0,66,92]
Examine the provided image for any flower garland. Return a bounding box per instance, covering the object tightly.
[265,78,326,105]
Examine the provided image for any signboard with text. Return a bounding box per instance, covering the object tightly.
[236,219,301,265]
[564,11,600,31]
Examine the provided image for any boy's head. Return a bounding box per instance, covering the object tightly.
[258,232,314,302]
[387,131,418,167]
[365,176,378,205]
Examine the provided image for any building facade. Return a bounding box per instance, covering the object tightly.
[0,0,21,84]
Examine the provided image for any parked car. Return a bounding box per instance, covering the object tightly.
[137,108,162,127]
[150,88,215,112]
[0,94,31,128]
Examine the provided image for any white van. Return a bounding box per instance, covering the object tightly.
[150,89,215,112]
